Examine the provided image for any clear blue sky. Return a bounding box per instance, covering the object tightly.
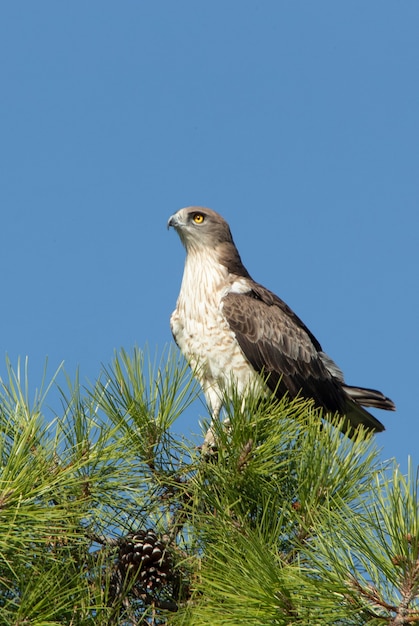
[1,2,418,470]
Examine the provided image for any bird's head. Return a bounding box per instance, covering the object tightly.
[167,207,234,252]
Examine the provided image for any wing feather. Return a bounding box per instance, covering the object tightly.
[222,283,350,415]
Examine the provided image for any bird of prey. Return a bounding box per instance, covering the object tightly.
[168,207,395,438]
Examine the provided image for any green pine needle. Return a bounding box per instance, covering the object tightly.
[0,350,416,625]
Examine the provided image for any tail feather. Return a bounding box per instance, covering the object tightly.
[340,384,395,435]
[343,385,396,411]
[344,400,386,433]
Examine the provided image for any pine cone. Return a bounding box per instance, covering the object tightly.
[117,528,172,591]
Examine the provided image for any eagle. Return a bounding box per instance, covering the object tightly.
[168,206,395,439]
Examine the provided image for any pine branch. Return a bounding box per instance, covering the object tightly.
[0,350,417,625]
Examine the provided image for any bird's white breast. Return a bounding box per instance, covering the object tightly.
[170,250,263,415]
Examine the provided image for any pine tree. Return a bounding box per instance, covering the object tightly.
[0,349,417,625]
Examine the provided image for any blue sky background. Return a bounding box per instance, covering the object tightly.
[1,2,418,470]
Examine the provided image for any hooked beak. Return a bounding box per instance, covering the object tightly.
[167,213,181,230]
[167,215,177,230]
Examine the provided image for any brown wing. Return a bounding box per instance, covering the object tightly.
[222,282,355,416]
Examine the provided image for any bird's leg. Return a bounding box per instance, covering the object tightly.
[200,387,232,455]
[202,418,233,460]
[198,386,223,454]
[201,412,220,455]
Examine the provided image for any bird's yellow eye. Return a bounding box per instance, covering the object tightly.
[192,213,205,224]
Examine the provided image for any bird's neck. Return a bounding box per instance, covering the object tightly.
[178,248,231,306]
